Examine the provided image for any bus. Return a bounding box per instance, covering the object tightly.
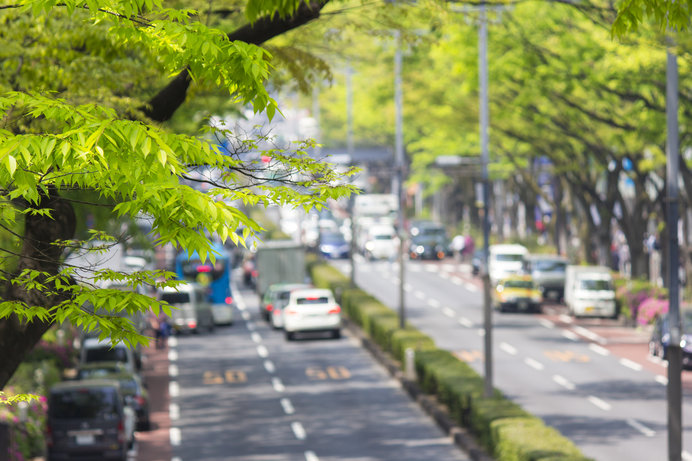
[174,242,234,325]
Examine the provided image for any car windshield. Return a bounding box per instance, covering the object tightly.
[85,347,128,363]
[503,280,534,289]
[495,254,524,262]
[161,292,191,304]
[50,388,120,420]
[532,260,566,272]
[374,234,393,240]
[321,233,346,244]
[579,279,612,290]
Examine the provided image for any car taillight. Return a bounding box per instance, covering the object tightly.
[135,396,146,406]
[328,305,341,314]
[225,296,233,305]
[273,309,281,316]
[188,321,197,329]
[117,420,125,444]
[285,309,297,315]
[437,251,445,259]
[266,304,274,312]
[46,424,53,447]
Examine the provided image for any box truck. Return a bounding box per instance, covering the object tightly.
[564,265,616,318]
[255,240,307,299]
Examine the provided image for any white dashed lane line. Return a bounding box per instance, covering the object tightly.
[414,290,426,300]
[588,395,612,411]
[442,307,455,318]
[428,299,440,309]
[553,375,576,391]
[251,332,262,343]
[272,377,285,393]
[458,317,473,328]
[169,403,180,420]
[627,418,655,437]
[168,336,178,347]
[619,358,643,372]
[539,319,555,329]
[170,427,181,446]
[464,283,478,292]
[241,311,251,321]
[499,342,518,356]
[561,330,579,341]
[257,345,269,358]
[280,398,295,415]
[291,422,307,440]
[588,343,610,356]
[264,360,276,373]
[168,349,178,361]
[656,375,668,386]
[524,357,544,371]
[305,451,320,461]
[169,381,180,397]
[168,364,179,377]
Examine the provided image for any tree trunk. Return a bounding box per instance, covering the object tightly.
[0,190,76,389]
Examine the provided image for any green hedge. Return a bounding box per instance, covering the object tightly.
[308,259,592,461]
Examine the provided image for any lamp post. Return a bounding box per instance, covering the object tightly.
[394,30,406,329]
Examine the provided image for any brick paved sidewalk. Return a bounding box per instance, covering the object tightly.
[137,343,172,461]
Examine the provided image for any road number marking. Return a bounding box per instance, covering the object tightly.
[455,350,483,363]
[544,350,590,363]
[306,366,351,380]
[203,370,247,385]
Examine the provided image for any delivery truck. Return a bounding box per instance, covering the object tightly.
[255,240,307,299]
[564,265,616,318]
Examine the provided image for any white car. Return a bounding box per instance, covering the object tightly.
[283,288,342,340]
[364,225,399,260]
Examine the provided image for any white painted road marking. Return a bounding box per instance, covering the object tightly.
[168,364,179,377]
[588,396,611,411]
[291,421,307,440]
[539,319,554,329]
[415,290,426,300]
[169,403,180,420]
[257,345,269,358]
[305,451,319,461]
[428,299,440,308]
[619,358,643,372]
[264,360,276,373]
[656,375,668,386]
[588,344,610,356]
[627,418,655,437]
[169,381,180,397]
[251,332,262,343]
[500,342,518,356]
[272,377,285,393]
[524,358,544,371]
[168,336,178,347]
[553,375,575,391]
[442,307,455,318]
[561,330,579,341]
[280,398,295,415]
[170,427,181,446]
[168,349,178,361]
[458,317,473,328]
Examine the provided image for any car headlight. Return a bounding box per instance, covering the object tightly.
[415,246,424,254]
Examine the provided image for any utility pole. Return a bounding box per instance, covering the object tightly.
[394,30,406,329]
[346,65,357,287]
[665,39,682,461]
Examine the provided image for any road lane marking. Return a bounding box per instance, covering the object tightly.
[169,381,180,397]
[264,360,276,373]
[168,336,178,347]
[452,277,463,286]
[588,396,611,411]
[241,311,250,321]
[500,342,518,356]
[477,328,485,337]
[455,350,483,362]
[572,326,606,344]
[257,345,269,358]
[440,272,450,280]
[626,418,655,437]
[425,265,437,272]
[553,375,575,390]
[561,330,579,341]
[588,344,610,356]
[291,422,307,440]
[169,403,180,420]
[168,364,178,378]
[559,314,573,323]
[280,398,295,415]
[415,290,426,300]
[539,319,554,329]
[246,321,256,330]
[305,451,319,461]
[404,283,413,292]
[442,307,455,318]
[524,358,544,371]
[170,427,181,446]
[428,299,440,308]
[272,377,285,392]
[619,358,643,371]
[168,349,178,361]
[683,451,692,461]
[656,375,668,386]
[251,332,262,343]
[464,282,478,292]
[458,317,473,328]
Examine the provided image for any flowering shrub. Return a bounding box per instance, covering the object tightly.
[0,392,47,461]
[614,277,667,323]
[637,297,669,326]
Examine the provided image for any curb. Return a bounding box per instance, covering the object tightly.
[345,319,495,461]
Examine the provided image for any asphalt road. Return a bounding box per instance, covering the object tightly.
[330,256,692,461]
[157,276,471,461]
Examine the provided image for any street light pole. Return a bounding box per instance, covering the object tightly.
[394,30,406,329]
[478,2,493,398]
[665,41,682,461]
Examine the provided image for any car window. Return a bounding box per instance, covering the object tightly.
[579,279,611,290]
[85,347,129,363]
[296,296,330,305]
[495,254,524,262]
[161,292,191,304]
[503,280,534,289]
[50,388,120,420]
[533,260,566,272]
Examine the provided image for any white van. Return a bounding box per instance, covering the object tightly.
[158,283,214,334]
[488,244,528,284]
[364,224,399,260]
[564,265,616,318]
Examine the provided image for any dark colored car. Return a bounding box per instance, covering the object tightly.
[649,310,692,368]
[75,364,151,431]
[46,379,135,461]
[318,232,350,259]
[472,249,488,276]
[408,235,447,260]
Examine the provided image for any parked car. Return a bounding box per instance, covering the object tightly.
[523,254,568,301]
[471,248,487,276]
[260,283,311,322]
[318,232,350,259]
[283,288,342,340]
[649,310,692,369]
[268,283,313,330]
[75,364,150,431]
[492,274,543,313]
[79,338,140,374]
[158,282,215,334]
[408,234,447,260]
[364,225,398,261]
[46,379,135,461]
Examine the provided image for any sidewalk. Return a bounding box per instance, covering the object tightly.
[136,342,172,461]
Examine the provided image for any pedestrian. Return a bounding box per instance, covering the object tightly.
[157,314,171,349]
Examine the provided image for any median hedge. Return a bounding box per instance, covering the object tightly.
[308,257,592,461]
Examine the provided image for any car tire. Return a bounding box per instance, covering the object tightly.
[332,329,341,339]
[285,331,294,341]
